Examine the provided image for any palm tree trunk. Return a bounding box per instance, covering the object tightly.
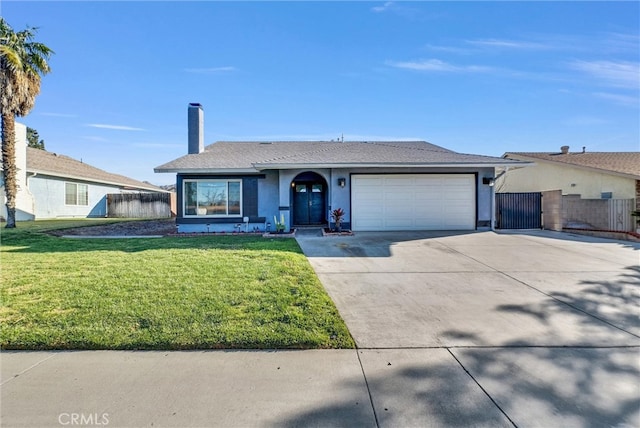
[1,112,17,228]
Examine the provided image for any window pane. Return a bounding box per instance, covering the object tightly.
[312,184,323,193]
[296,184,307,193]
[198,182,226,215]
[65,183,77,205]
[228,182,241,215]
[183,180,243,216]
[184,182,197,215]
[78,184,89,205]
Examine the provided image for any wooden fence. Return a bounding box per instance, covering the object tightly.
[107,193,172,218]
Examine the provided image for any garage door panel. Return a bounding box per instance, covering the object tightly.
[385,177,414,186]
[386,193,413,203]
[358,219,384,229]
[415,220,448,229]
[386,218,414,228]
[445,176,473,185]
[415,192,442,200]
[356,176,384,184]
[352,174,475,231]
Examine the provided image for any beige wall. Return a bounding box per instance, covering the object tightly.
[496,160,636,200]
[541,190,562,231]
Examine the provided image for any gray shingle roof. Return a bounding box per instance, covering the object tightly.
[27,148,167,192]
[504,151,640,179]
[155,141,526,172]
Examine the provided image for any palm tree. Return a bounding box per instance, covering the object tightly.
[1,18,52,227]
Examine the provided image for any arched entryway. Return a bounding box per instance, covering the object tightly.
[291,172,327,226]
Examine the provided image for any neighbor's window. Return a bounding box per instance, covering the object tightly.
[184,180,242,217]
[65,182,89,206]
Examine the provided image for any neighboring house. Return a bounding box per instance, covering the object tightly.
[1,122,169,220]
[154,103,529,233]
[499,147,640,209]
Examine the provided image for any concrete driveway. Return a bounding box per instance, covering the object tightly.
[296,229,640,427]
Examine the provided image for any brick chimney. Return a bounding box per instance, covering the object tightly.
[188,103,204,154]
[560,145,569,154]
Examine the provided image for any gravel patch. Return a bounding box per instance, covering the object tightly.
[49,219,177,237]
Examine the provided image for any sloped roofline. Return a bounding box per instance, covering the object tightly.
[155,140,532,173]
[27,148,169,192]
[503,152,640,180]
[252,160,530,170]
[28,168,170,192]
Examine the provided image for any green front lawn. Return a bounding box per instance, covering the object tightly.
[0,221,354,350]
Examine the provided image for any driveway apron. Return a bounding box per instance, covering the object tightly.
[296,230,640,427]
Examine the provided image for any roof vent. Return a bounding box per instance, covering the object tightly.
[560,145,569,154]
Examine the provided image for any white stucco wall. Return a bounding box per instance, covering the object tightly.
[497,161,635,199]
[28,175,139,218]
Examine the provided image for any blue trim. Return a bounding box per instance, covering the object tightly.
[176,173,265,223]
[179,217,266,225]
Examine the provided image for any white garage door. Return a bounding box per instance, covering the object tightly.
[351,174,476,231]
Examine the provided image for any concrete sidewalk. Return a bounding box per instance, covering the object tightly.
[1,350,374,427]
[3,347,638,427]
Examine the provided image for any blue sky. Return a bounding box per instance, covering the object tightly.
[3,1,639,185]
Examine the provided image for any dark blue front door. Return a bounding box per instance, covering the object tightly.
[293,183,325,225]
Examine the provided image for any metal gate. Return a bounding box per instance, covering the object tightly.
[496,192,542,229]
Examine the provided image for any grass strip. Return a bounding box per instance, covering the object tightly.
[1,220,354,350]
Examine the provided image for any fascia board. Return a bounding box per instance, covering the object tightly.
[154,168,258,174]
[504,154,640,180]
[252,161,534,170]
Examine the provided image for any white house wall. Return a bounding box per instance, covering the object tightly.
[497,162,635,199]
[28,174,137,219]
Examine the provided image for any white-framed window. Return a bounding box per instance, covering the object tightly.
[65,182,89,206]
[183,179,242,217]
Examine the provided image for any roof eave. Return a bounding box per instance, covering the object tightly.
[154,167,259,174]
[503,153,640,180]
[253,161,533,170]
